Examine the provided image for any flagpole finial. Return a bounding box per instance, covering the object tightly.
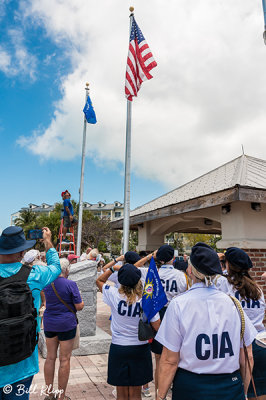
[129,6,134,13]
[85,82,89,87]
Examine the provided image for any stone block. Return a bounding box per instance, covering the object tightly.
[79,306,96,336]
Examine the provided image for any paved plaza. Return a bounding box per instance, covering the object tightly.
[31,292,158,400]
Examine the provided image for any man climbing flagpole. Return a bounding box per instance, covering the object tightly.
[76,83,97,256]
[123,7,157,253]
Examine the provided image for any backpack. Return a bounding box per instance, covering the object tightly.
[0,265,38,366]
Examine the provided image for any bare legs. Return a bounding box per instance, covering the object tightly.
[57,338,75,400]
[116,386,141,400]
[44,336,74,400]
[44,336,59,397]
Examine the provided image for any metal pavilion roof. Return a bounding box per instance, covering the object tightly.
[130,154,266,218]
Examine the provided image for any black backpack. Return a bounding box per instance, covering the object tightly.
[0,265,38,366]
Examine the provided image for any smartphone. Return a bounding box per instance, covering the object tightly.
[28,229,43,239]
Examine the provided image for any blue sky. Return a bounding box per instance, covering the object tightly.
[0,0,167,231]
[1,0,266,233]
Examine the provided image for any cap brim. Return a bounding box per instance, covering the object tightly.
[0,240,36,255]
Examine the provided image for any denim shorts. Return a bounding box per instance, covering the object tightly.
[44,327,77,341]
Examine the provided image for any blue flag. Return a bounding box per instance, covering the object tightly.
[142,257,167,322]
[83,95,97,124]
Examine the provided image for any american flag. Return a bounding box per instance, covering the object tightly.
[125,17,157,101]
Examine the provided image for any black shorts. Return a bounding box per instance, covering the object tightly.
[63,215,78,228]
[44,327,77,341]
[107,343,153,387]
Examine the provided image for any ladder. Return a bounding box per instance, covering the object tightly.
[56,218,76,257]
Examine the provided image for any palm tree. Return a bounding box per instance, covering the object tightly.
[15,210,37,228]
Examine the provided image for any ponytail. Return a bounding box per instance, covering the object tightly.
[227,263,261,301]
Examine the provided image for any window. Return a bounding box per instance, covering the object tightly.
[115,212,121,218]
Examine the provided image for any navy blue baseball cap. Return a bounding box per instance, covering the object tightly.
[124,251,141,264]
[156,245,174,263]
[225,247,252,270]
[0,226,36,255]
[118,263,141,288]
[190,242,222,276]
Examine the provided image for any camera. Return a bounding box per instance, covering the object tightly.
[28,229,43,240]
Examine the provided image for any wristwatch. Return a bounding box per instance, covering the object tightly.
[110,266,115,273]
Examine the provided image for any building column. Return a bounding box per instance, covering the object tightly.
[137,221,165,252]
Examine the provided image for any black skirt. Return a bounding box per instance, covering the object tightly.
[107,343,153,386]
[248,340,266,397]
[172,368,245,400]
[150,306,167,355]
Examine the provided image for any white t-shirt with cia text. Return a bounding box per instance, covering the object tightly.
[102,284,159,346]
[216,275,265,333]
[156,283,256,374]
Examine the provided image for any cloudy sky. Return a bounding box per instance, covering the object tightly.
[1,0,266,231]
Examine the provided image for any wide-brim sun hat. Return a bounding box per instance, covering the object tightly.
[0,226,36,255]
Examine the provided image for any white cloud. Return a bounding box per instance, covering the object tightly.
[0,29,37,79]
[18,0,266,189]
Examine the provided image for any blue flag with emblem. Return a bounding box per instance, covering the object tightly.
[142,256,167,322]
[83,95,97,124]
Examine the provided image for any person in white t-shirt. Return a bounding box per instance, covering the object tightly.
[134,245,187,392]
[96,263,160,400]
[216,247,266,400]
[155,242,257,400]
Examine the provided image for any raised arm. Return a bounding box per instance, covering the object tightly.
[134,250,157,268]
[31,227,61,289]
[96,263,121,292]
[102,255,124,271]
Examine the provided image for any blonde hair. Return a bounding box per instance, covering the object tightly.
[191,265,215,287]
[119,280,143,305]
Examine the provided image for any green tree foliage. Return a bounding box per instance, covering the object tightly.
[183,233,221,251]
[14,201,137,255]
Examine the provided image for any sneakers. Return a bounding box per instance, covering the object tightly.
[142,387,151,397]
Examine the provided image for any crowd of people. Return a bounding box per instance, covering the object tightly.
[0,224,265,400]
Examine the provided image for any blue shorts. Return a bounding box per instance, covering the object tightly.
[44,327,76,341]
[0,376,33,400]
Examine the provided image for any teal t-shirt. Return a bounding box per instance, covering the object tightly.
[0,248,61,387]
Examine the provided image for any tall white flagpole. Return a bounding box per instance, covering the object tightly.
[122,7,134,254]
[77,82,89,256]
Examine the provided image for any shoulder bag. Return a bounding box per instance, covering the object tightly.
[138,307,155,341]
[229,295,258,400]
[51,282,80,350]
